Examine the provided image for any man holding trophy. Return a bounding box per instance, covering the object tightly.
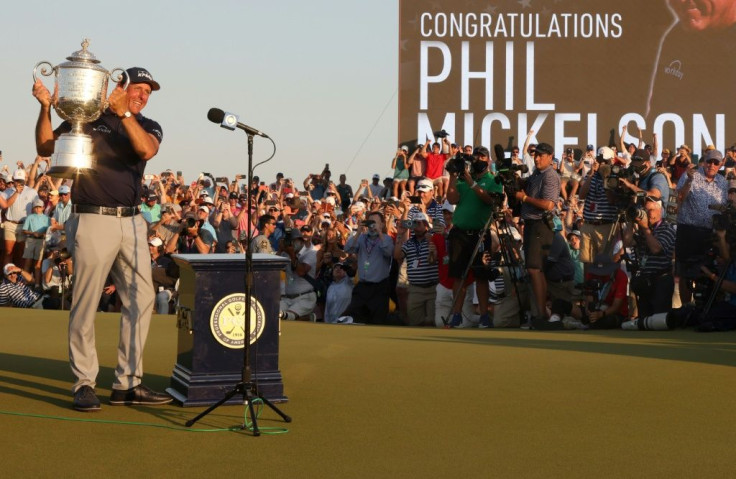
[32,41,171,412]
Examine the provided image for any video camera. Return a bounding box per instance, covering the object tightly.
[492,144,527,207]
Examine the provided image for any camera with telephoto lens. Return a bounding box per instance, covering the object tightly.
[710,202,736,258]
[445,153,473,175]
[604,164,638,191]
[53,248,71,266]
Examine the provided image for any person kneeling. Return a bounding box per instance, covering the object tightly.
[546,253,629,330]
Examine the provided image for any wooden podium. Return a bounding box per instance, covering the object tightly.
[166,253,288,407]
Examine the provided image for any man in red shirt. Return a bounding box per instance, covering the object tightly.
[547,253,628,329]
[420,141,448,198]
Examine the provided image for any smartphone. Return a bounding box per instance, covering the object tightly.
[409,196,421,204]
[176,170,182,177]
[144,174,153,181]
[215,177,228,183]
[299,191,309,197]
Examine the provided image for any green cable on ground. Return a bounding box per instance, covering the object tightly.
[0,398,289,435]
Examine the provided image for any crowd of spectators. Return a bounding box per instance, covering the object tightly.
[3,132,736,331]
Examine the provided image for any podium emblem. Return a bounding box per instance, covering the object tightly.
[209,293,266,349]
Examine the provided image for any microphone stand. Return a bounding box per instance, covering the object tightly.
[185,132,291,435]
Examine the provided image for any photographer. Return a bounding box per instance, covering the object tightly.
[549,253,629,330]
[513,142,561,327]
[445,146,504,328]
[618,149,670,205]
[623,196,676,318]
[212,195,238,253]
[402,178,445,232]
[166,213,214,254]
[279,228,318,321]
[393,212,438,326]
[578,146,619,264]
[341,211,394,324]
[41,247,73,309]
[675,149,728,303]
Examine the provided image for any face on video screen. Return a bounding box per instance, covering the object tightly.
[668,0,736,31]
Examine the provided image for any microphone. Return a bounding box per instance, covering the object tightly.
[207,108,269,138]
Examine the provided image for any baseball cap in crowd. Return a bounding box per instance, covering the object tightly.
[597,146,614,161]
[567,229,581,240]
[148,237,163,248]
[324,196,335,206]
[535,143,554,155]
[588,253,618,276]
[4,263,17,277]
[12,169,26,181]
[33,199,45,208]
[441,200,455,213]
[401,145,409,152]
[586,144,595,151]
[147,193,158,201]
[415,178,433,192]
[334,261,355,278]
[198,206,210,214]
[352,201,366,210]
[473,146,490,158]
[372,174,380,180]
[59,185,71,194]
[228,192,238,200]
[412,212,430,225]
[704,149,723,163]
[202,196,215,205]
[285,193,294,199]
[124,67,160,91]
[631,149,650,163]
[49,190,59,196]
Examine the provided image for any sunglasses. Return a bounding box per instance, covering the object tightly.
[706,159,721,165]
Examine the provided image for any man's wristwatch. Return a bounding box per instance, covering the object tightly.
[119,111,132,119]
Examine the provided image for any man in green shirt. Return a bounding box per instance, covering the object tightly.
[445,147,504,328]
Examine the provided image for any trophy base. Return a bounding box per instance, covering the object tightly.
[48,133,95,178]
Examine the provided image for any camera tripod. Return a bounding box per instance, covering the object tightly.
[185,131,291,435]
[441,207,526,327]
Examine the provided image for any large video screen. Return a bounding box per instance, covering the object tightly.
[399,0,736,157]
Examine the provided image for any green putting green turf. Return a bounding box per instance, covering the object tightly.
[0,310,734,478]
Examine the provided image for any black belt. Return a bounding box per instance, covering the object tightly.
[412,282,438,288]
[73,205,140,217]
[5,220,23,224]
[587,219,614,226]
[283,290,314,299]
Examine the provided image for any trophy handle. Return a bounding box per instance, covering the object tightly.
[33,61,55,83]
[110,68,130,90]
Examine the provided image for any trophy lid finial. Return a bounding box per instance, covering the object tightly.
[66,38,100,64]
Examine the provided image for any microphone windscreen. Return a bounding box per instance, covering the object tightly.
[207,108,225,124]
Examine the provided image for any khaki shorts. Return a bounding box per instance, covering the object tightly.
[579,221,618,263]
[3,221,25,243]
[23,237,45,261]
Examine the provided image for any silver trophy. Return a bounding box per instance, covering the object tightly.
[33,39,127,178]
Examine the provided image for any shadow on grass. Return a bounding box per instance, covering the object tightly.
[385,331,736,368]
[0,353,173,409]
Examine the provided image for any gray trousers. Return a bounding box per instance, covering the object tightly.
[66,213,155,392]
